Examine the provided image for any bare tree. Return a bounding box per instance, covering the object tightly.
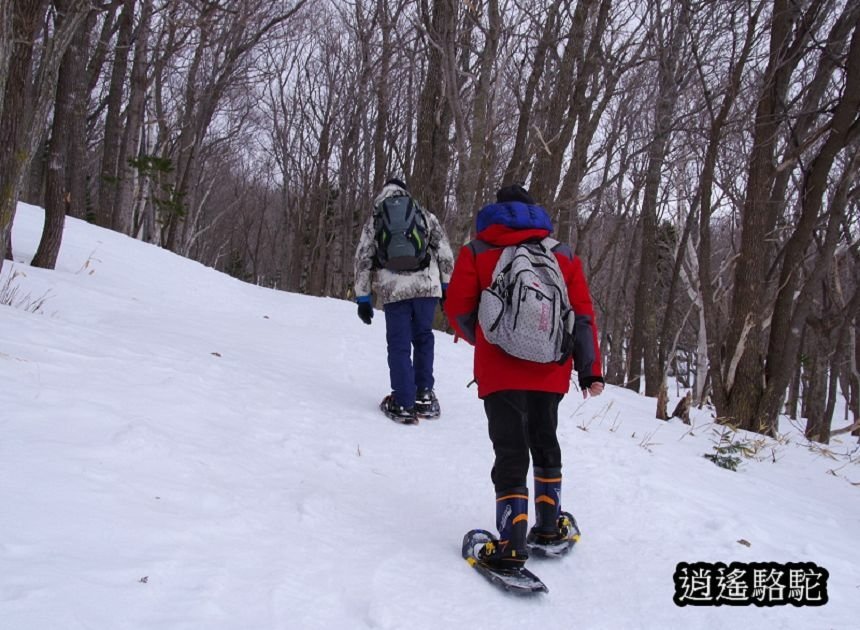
[679,0,765,408]
[96,0,136,229]
[710,0,860,434]
[450,0,502,242]
[626,0,691,397]
[0,0,89,269]
[412,0,456,211]
[111,0,152,235]
[32,1,96,268]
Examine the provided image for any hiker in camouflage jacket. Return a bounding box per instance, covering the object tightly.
[353,178,454,420]
[354,181,454,305]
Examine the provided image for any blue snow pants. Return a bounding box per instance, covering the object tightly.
[383,297,438,409]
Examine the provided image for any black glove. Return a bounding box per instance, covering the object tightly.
[357,301,373,325]
[578,375,605,391]
[441,284,448,306]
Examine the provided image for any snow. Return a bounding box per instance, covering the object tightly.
[1,202,858,629]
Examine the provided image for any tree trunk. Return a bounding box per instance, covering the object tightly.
[529,0,592,205]
[804,333,829,443]
[96,0,135,229]
[0,1,12,123]
[411,0,455,212]
[852,321,860,437]
[502,0,561,184]
[0,1,88,267]
[712,0,795,430]
[626,0,690,396]
[695,2,762,416]
[656,382,669,420]
[372,0,391,192]
[785,352,802,419]
[754,19,860,434]
[0,0,47,265]
[452,0,500,243]
[32,0,86,269]
[67,10,98,221]
[112,0,151,235]
[554,0,614,244]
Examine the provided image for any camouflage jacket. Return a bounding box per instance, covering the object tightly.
[353,184,454,305]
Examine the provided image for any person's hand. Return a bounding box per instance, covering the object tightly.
[582,382,604,399]
[357,301,373,325]
[440,283,448,306]
[579,377,605,399]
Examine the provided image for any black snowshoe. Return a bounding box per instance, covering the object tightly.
[379,394,418,425]
[415,388,441,419]
[526,511,580,558]
[462,529,547,594]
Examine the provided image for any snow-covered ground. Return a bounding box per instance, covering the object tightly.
[1,203,858,629]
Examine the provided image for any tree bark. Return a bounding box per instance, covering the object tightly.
[372,0,391,192]
[656,382,669,420]
[452,0,500,243]
[627,0,690,396]
[720,0,825,433]
[112,0,151,235]
[502,0,562,185]
[412,0,455,212]
[753,19,860,434]
[0,0,89,268]
[32,0,87,268]
[803,319,831,443]
[96,0,135,229]
[529,0,597,206]
[0,0,12,123]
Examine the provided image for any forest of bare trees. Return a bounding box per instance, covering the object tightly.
[1,0,858,443]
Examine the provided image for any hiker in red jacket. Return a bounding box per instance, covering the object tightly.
[444,184,604,570]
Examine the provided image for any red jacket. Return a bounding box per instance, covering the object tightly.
[444,202,603,398]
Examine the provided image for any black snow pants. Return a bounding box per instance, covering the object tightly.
[483,390,563,492]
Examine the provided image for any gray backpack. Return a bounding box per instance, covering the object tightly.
[477,238,575,363]
[372,194,430,271]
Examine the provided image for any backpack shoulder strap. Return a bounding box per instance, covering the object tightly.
[411,198,429,227]
[543,237,573,261]
[467,239,496,257]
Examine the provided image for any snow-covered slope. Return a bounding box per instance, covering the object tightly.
[1,203,858,629]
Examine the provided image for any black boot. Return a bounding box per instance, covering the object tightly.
[478,487,530,570]
[527,467,581,552]
[415,388,441,419]
[380,394,417,423]
[530,467,562,540]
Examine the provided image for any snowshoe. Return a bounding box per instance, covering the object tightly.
[462,529,547,594]
[380,394,418,425]
[526,511,580,558]
[415,388,441,419]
